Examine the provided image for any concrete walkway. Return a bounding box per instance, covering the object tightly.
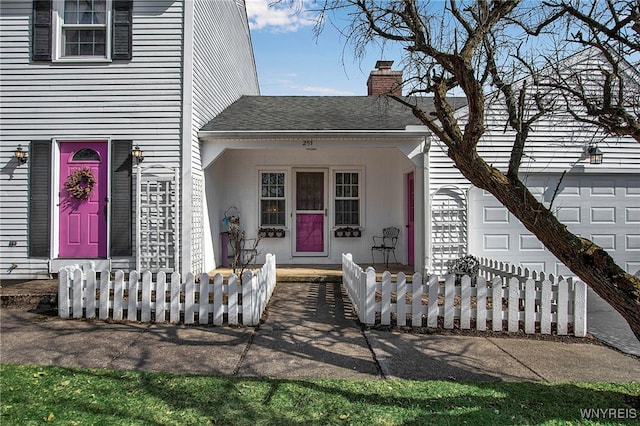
[587,288,640,357]
[2,281,639,382]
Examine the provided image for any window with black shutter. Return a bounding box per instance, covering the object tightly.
[32,0,52,61]
[28,141,52,257]
[31,0,132,62]
[112,0,133,60]
[110,140,133,256]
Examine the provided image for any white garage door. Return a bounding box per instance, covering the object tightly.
[469,174,640,277]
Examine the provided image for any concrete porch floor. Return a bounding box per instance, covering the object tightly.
[211,263,417,283]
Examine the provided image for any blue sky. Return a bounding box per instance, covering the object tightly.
[245,0,402,96]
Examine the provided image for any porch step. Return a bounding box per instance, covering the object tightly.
[211,264,415,284]
[1,279,58,311]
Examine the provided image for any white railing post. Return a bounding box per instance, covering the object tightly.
[170,272,181,323]
[444,274,455,329]
[364,267,376,325]
[141,271,152,323]
[85,268,97,319]
[128,270,139,322]
[70,268,83,319]
[396,272,407,327]
[156,271,167,322]
[99,270,110,320]
[508,277,519,333]
[412,272,423,327]
[524,278,536,334]
[213,273,224,325]
[58,267,70,319]
[199,273,210,325]
[381,271,392,325]
[574,281,587,337]
[427,274,438,328]
[242,270,254,325]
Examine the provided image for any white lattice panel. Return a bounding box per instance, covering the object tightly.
[136,166,180,273]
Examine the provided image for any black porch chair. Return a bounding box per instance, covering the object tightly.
[371,226,400,267]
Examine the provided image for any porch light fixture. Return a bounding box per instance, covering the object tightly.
[14,145,27,164]
[132,145,144,164]
[587,144,603,165]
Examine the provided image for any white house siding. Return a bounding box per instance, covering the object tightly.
[427,84,640,275]
[0,1,184,279]
[186,0,259,274]
[205,146,415,267]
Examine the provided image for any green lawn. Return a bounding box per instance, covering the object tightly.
[1,364,638,425]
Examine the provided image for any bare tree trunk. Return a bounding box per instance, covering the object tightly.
[450,148,640,341]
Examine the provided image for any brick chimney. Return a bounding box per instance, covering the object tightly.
[367,60,403,95]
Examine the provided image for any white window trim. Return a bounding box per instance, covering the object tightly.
[258,169,288,228]
[332,168,364,228]
[52,0,113,62]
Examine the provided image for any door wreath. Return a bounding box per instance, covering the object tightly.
[65,166,96,200]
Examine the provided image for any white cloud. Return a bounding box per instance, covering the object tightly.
[245,0,319,32]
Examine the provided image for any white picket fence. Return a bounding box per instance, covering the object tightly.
[342,253,587,336]
[58,254,277,326]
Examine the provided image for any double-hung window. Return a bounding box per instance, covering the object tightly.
[260,172,286,227]
[32,0,132,62]
[61,0,108,57]
[334,171,360,226]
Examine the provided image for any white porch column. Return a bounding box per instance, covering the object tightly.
[421,144,431,273]
[407,135,430,273]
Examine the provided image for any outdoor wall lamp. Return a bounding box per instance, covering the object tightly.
[587,144,603,164]
[14,145,27,164]
[132,145,144,164]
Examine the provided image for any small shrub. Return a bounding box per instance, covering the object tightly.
[446,255,480,276]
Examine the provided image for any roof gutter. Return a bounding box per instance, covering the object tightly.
[198,128,430,140]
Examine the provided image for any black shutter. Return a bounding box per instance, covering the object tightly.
[32,0,52,61]
[112,0,133,60]
[110,140,133,256]
[28,141,52,257]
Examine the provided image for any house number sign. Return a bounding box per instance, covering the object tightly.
[302,140,313,147]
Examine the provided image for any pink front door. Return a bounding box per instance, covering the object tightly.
[58,142,108,258]
[295,171,326,254]
[407,172,415,267]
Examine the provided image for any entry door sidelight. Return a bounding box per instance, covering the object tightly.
[295,170,327,255]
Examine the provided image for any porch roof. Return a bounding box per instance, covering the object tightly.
[200,95,467,133]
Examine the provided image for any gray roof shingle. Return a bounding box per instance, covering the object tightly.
[200,96,467,132]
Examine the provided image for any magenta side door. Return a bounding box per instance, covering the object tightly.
[58,142,108,258]
[407,172,415,267]
[295,171,327,255]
